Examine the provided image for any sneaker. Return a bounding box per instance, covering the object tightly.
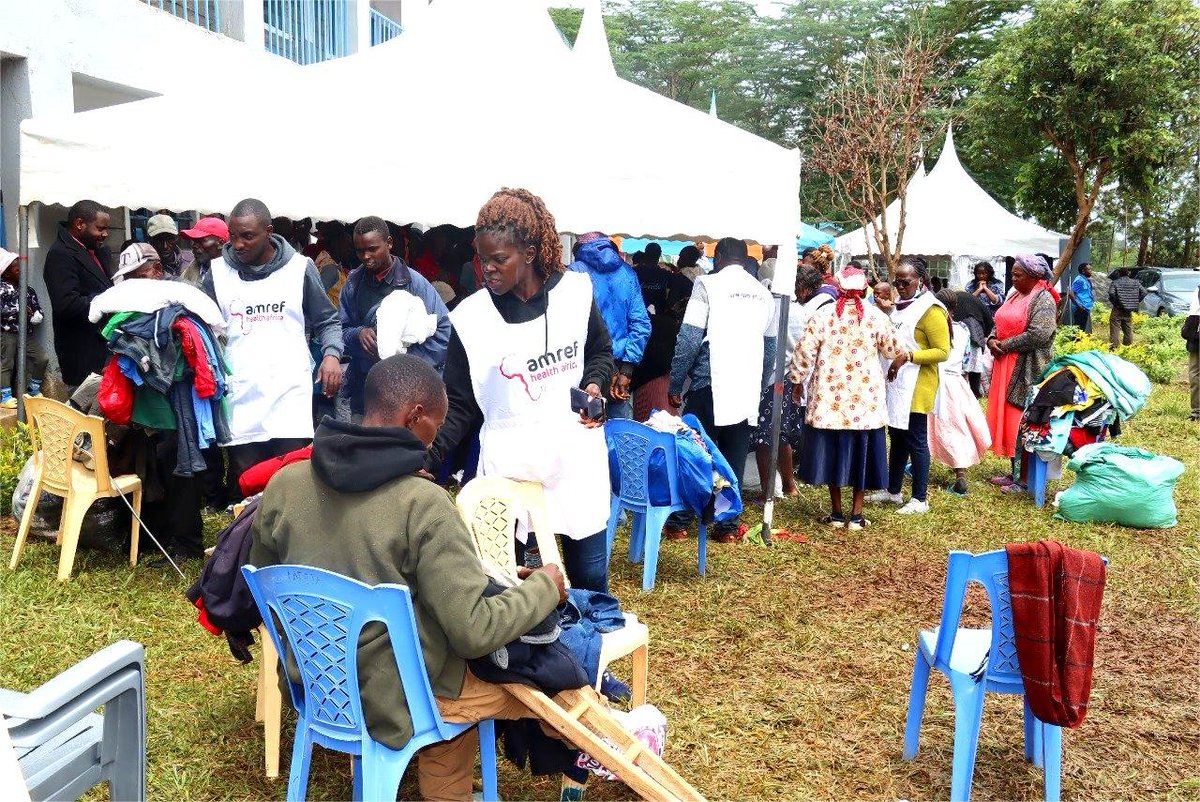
[865,490,903,504]
[820,512,847,528]
[846,514,871,530]
[947,479,969,497]
[0,397,16,410]
[896,499,930,515]
[599,671,632,704]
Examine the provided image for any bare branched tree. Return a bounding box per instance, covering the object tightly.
[808,30,950,275]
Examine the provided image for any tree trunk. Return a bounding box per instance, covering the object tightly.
[1137,201,1152,266]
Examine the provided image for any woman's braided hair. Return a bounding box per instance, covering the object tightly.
[475,188,563,277]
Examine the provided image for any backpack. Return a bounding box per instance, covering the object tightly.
[185,497,263,661]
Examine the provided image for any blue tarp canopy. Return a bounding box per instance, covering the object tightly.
[618,221,834,258]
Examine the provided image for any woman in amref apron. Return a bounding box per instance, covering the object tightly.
[429,188,614,593]
[866,257,949,515]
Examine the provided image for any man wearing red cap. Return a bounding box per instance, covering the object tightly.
[180,216,230,287]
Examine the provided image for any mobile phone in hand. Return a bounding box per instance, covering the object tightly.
[570,386,606,419]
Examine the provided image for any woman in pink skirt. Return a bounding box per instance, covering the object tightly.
[931,290,992,495]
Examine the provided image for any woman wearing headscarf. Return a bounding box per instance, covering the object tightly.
[867,256,950,515]
[429,188,614,593]
[985,253,1058,489]
[930,289,993,495]
[791,266,906,529]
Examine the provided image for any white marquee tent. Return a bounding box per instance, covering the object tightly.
[835,128,1063,286]
[18,0,800,279]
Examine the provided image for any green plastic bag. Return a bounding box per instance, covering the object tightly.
[1056,443,1184,529]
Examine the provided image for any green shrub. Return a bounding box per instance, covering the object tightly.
[0,423,33,517]
[1053,315,1187,384]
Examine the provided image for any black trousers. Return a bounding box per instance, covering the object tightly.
[668,384,751,534]
[141,434,204,557]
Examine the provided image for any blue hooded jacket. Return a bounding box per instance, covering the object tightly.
[569,239,650,372]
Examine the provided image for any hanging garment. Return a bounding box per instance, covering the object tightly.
[452,271,610,539]
[211,252,313,446]
[698,266,775,426]
[886,291,944,430]
[375,289,439,359]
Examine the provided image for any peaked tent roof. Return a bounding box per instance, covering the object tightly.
[572,0,616,77]
[835,128,1063,259]
[20,0,799,261]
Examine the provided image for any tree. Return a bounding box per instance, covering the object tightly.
[806,29,950,272]
[966,0,1200,280]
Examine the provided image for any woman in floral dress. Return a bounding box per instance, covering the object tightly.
[791,266,907,529]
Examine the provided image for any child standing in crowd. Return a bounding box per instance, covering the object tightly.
[0,248,48,408]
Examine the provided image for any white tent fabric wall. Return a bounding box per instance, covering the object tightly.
[19,0,800,291]
[834,128,1063,287]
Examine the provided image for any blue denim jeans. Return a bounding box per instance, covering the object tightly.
[517,530,609,594]
[888,412,930,502]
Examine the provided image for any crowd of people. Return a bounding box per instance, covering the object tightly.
[15,187,1147,800]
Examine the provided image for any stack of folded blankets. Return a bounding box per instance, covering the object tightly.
[89,280,231,476]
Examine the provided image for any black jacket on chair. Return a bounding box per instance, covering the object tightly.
[43,227,113,386]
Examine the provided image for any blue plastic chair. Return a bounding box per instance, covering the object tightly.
[605,417,707,592]
[903,549,1064,802]
[241,565,498,802]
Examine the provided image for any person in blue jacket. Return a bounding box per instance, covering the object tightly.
[339,216,451,418]
[569,232,651,419]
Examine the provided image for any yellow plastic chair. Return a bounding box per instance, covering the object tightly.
[8,396,141,582]
[456,477,650,706]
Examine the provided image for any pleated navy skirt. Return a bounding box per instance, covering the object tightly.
[797,426,889,491]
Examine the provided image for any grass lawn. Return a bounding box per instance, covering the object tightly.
[1,383,1196,801]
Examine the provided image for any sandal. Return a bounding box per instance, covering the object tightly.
[1000,482,1028,494]
[989,475,1017,487]
[821,513,848,528]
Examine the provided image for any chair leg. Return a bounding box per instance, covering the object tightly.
[1022,697,1038,765]
[641,507,669,592]
[948,674,986,802]
[286,728,314,802]
[56,491,94,582]
[630,642,648,707]
[478,719,498,802]
[128,487,142,566]
[261,632,283,779]
[697,518,708,576]
[359,743,410,802]
[628,510,646,563]
[9,473,42,570]
[104,684,147,802]
[902,649,932,760]
[352,755,364,801]
[1042,723,1062,802]
[1030,454,1047,508]
[606,497,621,559]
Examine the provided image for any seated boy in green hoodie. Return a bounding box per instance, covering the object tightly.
[250,354,567,800]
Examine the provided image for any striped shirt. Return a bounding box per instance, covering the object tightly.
[1108,277,1145,312]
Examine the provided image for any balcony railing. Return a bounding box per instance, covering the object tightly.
[142,0,222,33]
[264,0,351,65]
[370,8,403,45]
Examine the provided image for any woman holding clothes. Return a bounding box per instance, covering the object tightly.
[986,253,1058,491]
[867,257,950,515]
[791,266,906,529]
[428,188,614,593]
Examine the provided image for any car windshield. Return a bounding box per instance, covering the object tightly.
[1162,272,1200,292]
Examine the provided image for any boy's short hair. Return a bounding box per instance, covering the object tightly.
[364,355,446,417]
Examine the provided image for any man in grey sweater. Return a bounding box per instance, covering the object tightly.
[203,198,344,483]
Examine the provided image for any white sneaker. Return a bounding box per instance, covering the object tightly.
[865,490,903,504]
[897,499,930,515]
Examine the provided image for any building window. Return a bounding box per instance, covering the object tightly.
[141,0,222,34]
[264,1,351,65]
[370,8,402,45]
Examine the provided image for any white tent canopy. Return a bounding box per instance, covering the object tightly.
[835,128,1063,286]
[19,0,799,269]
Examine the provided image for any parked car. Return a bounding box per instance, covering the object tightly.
[1140,269,1200,316]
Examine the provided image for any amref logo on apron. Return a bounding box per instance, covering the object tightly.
[499,340,581,401]
[228,298,290,335]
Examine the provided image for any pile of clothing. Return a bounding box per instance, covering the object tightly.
[90,280,231,476]
[1018,350,1151,462]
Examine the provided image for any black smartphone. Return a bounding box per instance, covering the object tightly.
[570,386,606,419]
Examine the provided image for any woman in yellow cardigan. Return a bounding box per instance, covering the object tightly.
[867,257,950,514]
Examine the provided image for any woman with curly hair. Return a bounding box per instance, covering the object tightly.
[429,188,615,593]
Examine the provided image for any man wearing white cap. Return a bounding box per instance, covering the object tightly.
[0,247,48,408]
[146,213,195,279]
[112,242,165,283]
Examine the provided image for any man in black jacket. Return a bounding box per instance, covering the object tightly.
[43,200,113,388]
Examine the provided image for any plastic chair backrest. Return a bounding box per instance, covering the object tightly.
[456,477,568,586]
[23,395,113,495]
[241,564,450,747]
[605,419,680,508]
[932,549,1023,685]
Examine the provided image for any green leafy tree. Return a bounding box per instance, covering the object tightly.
[966,0,1200,279]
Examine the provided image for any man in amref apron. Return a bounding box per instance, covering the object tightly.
[203,198,343,486]
[666,237,776,543]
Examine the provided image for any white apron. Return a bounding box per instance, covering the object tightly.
[452,272,610,539]
[886,291,944,430]
[701,267,775,426]
[211,252,313,445]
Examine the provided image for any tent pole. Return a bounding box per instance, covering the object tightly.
[15,203,31,424]
[761,293,790,545]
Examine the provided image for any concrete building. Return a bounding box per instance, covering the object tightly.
[0,0,416,381]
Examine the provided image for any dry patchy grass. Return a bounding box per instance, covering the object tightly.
[1,384,1197,801]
